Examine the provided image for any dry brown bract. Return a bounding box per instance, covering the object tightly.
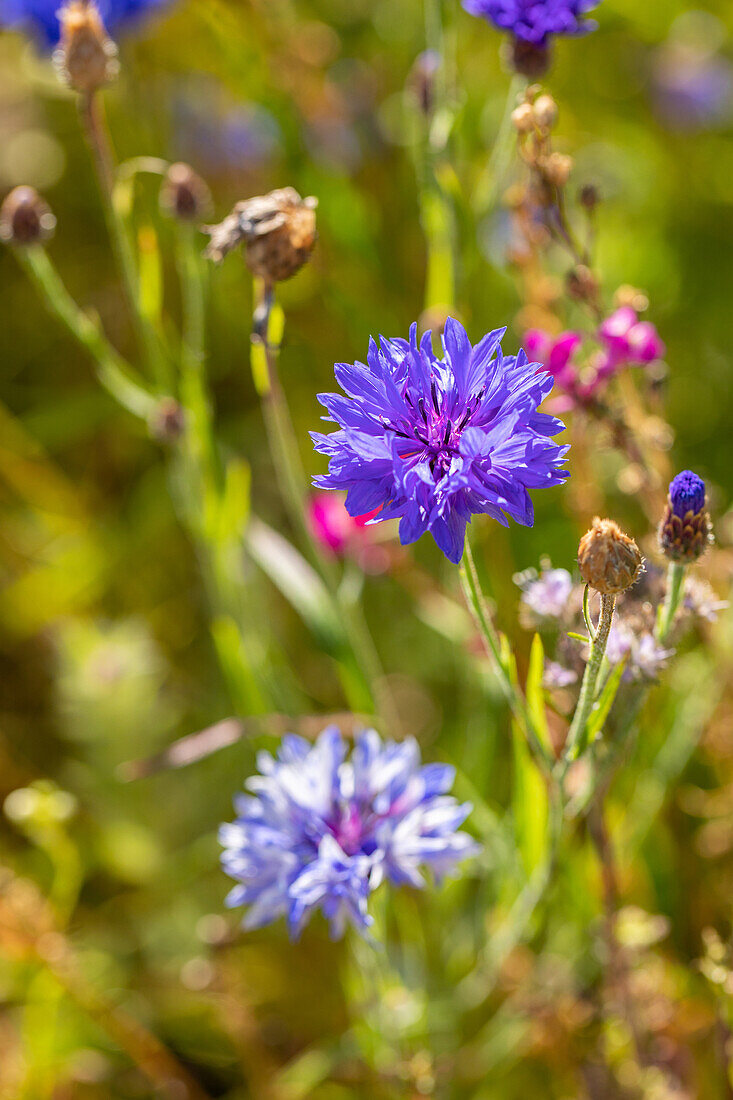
[54,0,119,94]
[203,187,318,282]
[0,186,56,246]
[578,517,644,595]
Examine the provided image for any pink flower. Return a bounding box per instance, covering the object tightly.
[308,492,379,556]
[525,328,582,390]
[598,307,665,367]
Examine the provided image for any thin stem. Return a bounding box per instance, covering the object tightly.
[16,245,154,420]
[249,281,400,733]
[78,90,169,388]
[657,561,685,645]
[565,592,616,761]
[459,538,552,774]
[476,74,527,214]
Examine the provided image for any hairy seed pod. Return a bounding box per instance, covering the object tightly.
[0,186,56,246]
[578,517,643,595]
[54,0,118,93]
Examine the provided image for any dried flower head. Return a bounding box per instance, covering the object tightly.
[0,186,56,246]
[159,162,211,222]
[658,470,712,563]
[578,517,643,594]
[203,187,317,283]
[54,0,118,93]
[220,727,478,939]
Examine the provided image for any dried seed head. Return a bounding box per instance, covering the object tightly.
[532,94,558,131]
[159,163,211,222]
[511,102,536,133]
[0,186,56,246]
[510,38,550,79]
[149,397,185,443]
[54,1,118,94]
[658,470,712,564]
[203,187,318,283]
[578,517,643,594]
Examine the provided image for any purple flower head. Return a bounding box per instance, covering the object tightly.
[312,318,569,565]
[0,0,172,47]
[598,307,665,368]
[669,470,706,519]
[519,567,573,620]
[604,623,673,681]
[461,0,599,47]
[220,727,479,940]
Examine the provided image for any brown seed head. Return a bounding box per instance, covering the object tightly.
[578,517,644,595]
[0,186,56,246]
[159,163,211,222]
[54,0,118,94]
[203,187,318,282]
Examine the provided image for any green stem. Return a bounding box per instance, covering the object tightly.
[476,73,527,214]
[78,90,169,388]
[565,592,616,761]
[16,246,154,420]
[657,561,685,644]
[459,538,552,773]
[250,281,400,734]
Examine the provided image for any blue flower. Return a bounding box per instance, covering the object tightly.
[669,470,706,520]
[0,0,172,46]
[311,318,569,564]
[220,727,478,940]
[461,0,599,47]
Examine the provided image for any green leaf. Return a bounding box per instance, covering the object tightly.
[217,458,251,544]
[511,717,549,875]
[586,657,628,741]
[526,633,552,754]
[245,519,345,654]
[567,632,590,644]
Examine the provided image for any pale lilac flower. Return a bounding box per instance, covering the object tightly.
[220,727,478,940]
[604,623,673,681]
[543,660,577,688]
[633,634,674,679]
[604,622,635,666]
[683,576,729,623]
[519,567,573,621]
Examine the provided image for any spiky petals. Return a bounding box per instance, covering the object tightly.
[312,317,569,564]
[220,727,479,940]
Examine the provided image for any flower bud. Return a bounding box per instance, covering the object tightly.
[578,183,600,211]
[532,94,558,131]
[204,187,317,283]
[407,50,441,117]
[0,186,56,246]
[510,38,550,79]
[542,152,573,187]
[159,163,211,223]
[54,0,118,94]
[148,397,185,443]
[511,102,535,133]
[578,517,643,595]
[658,470,712,563]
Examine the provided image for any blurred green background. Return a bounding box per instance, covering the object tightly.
[1,0,732,1095]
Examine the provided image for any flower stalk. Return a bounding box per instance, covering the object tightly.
[657,561,685,645]
[565,590,616,760]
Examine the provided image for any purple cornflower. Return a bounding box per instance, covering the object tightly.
[0,0,172,46]
[220,727,478,940]
[461,0,599,47]
[312,318,569,565]
[669,470,706,519]
[519,567,573,621]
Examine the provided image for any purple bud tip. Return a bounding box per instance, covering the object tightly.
[669,470,705,518]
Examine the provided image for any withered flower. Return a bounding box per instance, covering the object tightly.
[203,187,317,283]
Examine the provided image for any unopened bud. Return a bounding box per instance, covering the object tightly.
[160,163,211,222]
[407,50,441,117]
[658,470,712,564]
[511,102,535,133]
[149,397,185,443]
[54,0,118,94]
[0,186,56,246]
[542,152,573,187]
[578,183,600,211]
[532,94,558,131]
[510,38,550,80]
[566,264,599,304]
[204,187,317,283]
[578,517,643,595]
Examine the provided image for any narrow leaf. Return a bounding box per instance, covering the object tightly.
[586,657,628,741]
[526,634,552,753]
